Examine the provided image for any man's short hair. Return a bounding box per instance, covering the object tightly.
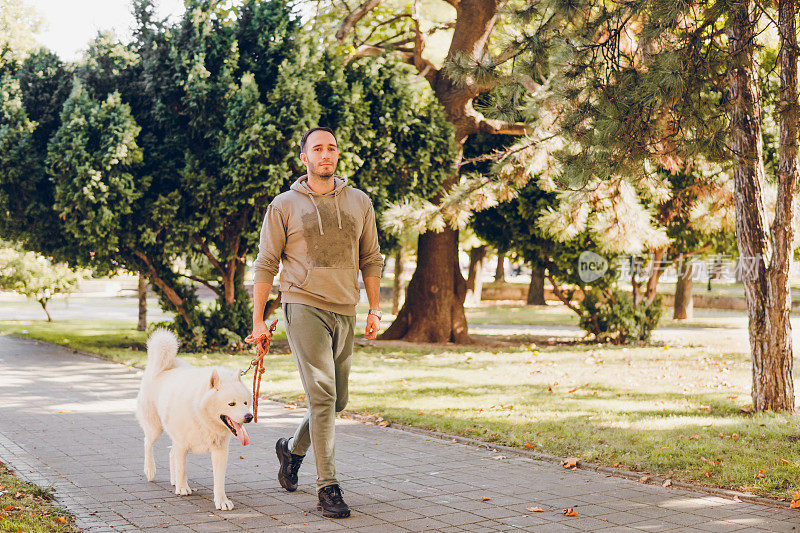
[299,127,336,153]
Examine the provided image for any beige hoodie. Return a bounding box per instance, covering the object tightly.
[252,175,384,316]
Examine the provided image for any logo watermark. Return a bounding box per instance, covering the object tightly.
[578,251,609,282]
[576,252,763,283]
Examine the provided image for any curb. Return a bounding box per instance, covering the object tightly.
[9,334,794,512]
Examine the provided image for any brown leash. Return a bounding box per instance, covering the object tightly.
[243,318,278,422]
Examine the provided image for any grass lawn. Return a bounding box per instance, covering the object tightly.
[464,301,751,330]
[0,462,79,532]
[3,313,800,502]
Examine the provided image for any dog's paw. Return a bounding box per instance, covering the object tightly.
[174,485,192,496]
[214,496,234,511]
[144,463,156,481]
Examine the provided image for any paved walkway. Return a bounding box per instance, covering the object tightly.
[1,336,798,532]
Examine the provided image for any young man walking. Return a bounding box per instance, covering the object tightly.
[250,127,383,518]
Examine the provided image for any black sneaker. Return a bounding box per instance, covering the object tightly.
[317,484,350,518]
[276,437,304,492]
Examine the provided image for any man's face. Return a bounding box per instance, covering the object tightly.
[300,130,338,178]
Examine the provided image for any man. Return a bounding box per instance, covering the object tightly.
[251,127,383,518]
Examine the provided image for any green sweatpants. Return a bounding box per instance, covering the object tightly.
[283,303,355,490]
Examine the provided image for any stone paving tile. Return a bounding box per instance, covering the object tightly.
[1,334,799,532]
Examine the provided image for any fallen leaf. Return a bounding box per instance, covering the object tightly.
[524,443,534,448]
[563,508,578,516]
[568,387,579,394]
[283,404,296,410]
[239,456,244,459]
[704,472,712,478]
[613,462,621,468]
[55,517,67,524]
[779,458,789,465]
[639,476,650,483]
[0,513,6,519]
[526,506,544,512]
[480,497,491,502]
[3,505,14,512]
[689,433,700,440]
[790,493,800,509]
[561,457,579,469]
[662,479,672,487]
[754,469,766,479]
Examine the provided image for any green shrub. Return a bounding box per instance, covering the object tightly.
[579,288,663,343]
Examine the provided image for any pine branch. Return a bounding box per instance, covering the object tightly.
[477,117,532,135]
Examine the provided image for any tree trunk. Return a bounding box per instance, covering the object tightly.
[645,249,666,303]
[134,250,192,328]
[494,252,506,282]
[392,248,404,315]
[39,300,51,322]
[527,264,546,305]
[137,272,147,331]
[380,228,470,343]
[727,0,795,412]
[673,259,693,320]
[466,245,487,306]
[222,258,238,305]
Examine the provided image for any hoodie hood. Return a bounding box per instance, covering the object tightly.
[290,175,347,235]
[290,174,348,196]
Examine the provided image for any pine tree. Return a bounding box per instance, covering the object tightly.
[528,0,796,410]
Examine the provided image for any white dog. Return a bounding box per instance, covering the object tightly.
[135,329,254,510]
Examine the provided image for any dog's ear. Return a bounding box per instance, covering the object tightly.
[210,369,220,390]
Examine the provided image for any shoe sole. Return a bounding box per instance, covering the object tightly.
[275,439,297,492]
[316,503,350,518]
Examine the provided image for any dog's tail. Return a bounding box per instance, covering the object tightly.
[144,328,180,378]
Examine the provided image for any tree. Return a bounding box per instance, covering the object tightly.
[0,0,42,65]
[472,180,557,304]
[726,0,796,412]
[331,1,544,342]
[643,168,736,320]
[0,242,84,321]
[0,50,74,261]
[4,0,455,348]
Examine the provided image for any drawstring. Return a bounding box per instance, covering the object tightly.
[304,178,342,234]
[334,194,342,230]
[307,195,324,235]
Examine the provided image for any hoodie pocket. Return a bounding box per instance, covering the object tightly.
[297,267,359,306]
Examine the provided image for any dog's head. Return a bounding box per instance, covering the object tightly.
[201,368,254,446]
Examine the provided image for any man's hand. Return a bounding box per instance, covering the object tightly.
[251,320,270,341]
[364,314,380,340]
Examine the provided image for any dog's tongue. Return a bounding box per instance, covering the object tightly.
[231,420,250,446]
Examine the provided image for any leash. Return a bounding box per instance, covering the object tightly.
[243,318,278,422]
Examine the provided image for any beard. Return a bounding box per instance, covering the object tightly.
[313,160,337,178]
